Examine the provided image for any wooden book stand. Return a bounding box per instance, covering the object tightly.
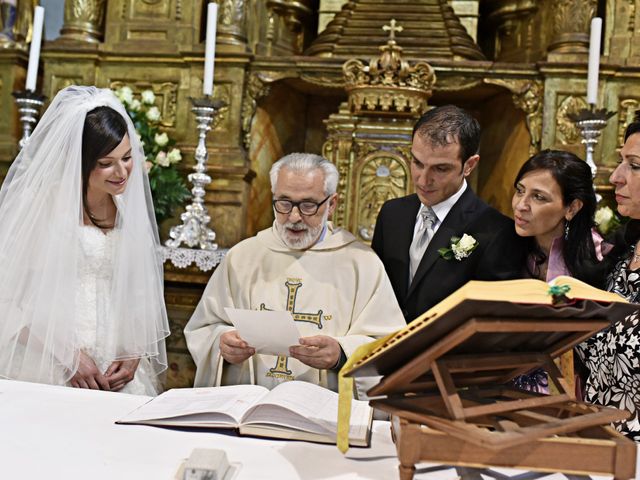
[344,283,638,480]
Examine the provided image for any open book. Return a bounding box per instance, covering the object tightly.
[344,275,635,380]
[117,380,373,446]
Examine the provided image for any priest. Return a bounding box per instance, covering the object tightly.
[185,153,405,393]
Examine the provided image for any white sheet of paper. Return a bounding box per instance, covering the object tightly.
[224,308,301,356]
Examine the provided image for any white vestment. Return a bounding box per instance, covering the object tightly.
[185,223,405,393]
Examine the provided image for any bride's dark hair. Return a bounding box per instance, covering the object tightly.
[81,106,128,228]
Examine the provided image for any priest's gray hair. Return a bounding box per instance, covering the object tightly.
[270,153,339,195]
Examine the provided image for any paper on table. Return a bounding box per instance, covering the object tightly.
[224,308,301,356]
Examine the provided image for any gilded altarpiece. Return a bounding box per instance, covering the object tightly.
[322,28,436,241]
[3,0,640,388]
[324,106,415,241]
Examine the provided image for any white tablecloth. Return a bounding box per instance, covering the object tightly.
[1,379,638,480]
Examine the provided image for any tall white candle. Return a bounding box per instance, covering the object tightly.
[25,6,45,92]
[587,17,602,106]
[203,2,218,96]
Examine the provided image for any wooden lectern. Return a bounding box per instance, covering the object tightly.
[343,277,638,480]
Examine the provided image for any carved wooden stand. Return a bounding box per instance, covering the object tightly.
[352,310,638,480]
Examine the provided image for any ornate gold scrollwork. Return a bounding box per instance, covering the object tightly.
[240,73,293,150]
[618,99,640,147]
[556,95,589,145]
[356,152,408,241]
[343,20,435,117]
[485,78,543,155]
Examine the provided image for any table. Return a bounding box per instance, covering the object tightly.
[1,380,638,480]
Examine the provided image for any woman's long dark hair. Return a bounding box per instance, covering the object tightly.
[514,149,599,283]
[81,106,128,228]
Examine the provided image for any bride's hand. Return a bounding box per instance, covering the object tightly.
[70,351,111,390]
[105,359,141,391]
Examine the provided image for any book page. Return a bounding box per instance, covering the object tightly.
[225,307,301,356]
[117,384,268,425]
[242,381,371,441]
[550,275,626,303]
[345,276,631,377]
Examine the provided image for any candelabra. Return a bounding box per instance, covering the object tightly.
[12,90,46,149]
[568,107,616,178]
[161,96,228,272]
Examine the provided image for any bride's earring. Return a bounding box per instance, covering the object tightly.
[564,219,570,240]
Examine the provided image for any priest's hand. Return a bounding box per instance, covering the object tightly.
[70,351,111,390]
[220,330,255,364]
[105,358,141,391]
[289,335,340,370]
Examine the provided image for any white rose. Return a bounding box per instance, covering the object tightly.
[155,151,170,167]
[116,86,133,105]
[154,132,169,147]
[457,234,477,251]
[136,132,144,147]
[595,206,614,226]
[146,106,161,122]
[141,89,156,105]
[167,148,182,164]
[129,99,141,112]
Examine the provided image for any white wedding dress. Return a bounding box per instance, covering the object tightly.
[76,226,158,395]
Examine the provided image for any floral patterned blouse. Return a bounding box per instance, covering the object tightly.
[576,247,640,441]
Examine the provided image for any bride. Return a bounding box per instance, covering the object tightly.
[0,86,169,395]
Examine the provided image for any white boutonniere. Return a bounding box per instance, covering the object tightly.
[438,234,478,261]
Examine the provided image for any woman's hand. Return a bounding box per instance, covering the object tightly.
[70,351,111,390]
[104,359,141,391]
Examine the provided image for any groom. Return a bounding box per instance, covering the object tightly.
[371,105,524,322]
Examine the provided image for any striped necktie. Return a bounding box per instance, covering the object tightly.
[408,207,437,283]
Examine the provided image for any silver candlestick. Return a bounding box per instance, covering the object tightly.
[12,90,46,149]
[161,96,228,272]
[568,107,616,178]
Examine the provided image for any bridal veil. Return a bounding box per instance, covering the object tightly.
[0,86,169,385]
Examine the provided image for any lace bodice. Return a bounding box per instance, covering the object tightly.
[75,226,157,395]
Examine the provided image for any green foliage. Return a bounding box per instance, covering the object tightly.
[113,86,190,224]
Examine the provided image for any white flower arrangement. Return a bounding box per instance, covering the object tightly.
[141,89,156,105]
[113,86,190,224]
[594,205,621,236]
[154,132,169,147]
[438,233,479,261]
[145,106,161,122]
[167,148,182,164]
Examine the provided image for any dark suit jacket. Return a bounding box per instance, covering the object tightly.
[371,189,525,322]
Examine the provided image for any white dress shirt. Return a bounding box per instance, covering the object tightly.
[412,179,468,238]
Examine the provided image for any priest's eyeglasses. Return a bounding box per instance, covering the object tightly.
[272,195,331,216]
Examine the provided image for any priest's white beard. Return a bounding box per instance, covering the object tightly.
[275,208,329,249]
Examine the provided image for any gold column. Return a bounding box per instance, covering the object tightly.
[607,0,640,64]
[217,0,249,49]
[325,21,436,242]
[547,0,596,60]
[59,0,107,43]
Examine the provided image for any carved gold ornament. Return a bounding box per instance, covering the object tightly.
[556,95,589,145]
[618,99,640,147]
[343,19,435,117]
[356,153,407,241]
